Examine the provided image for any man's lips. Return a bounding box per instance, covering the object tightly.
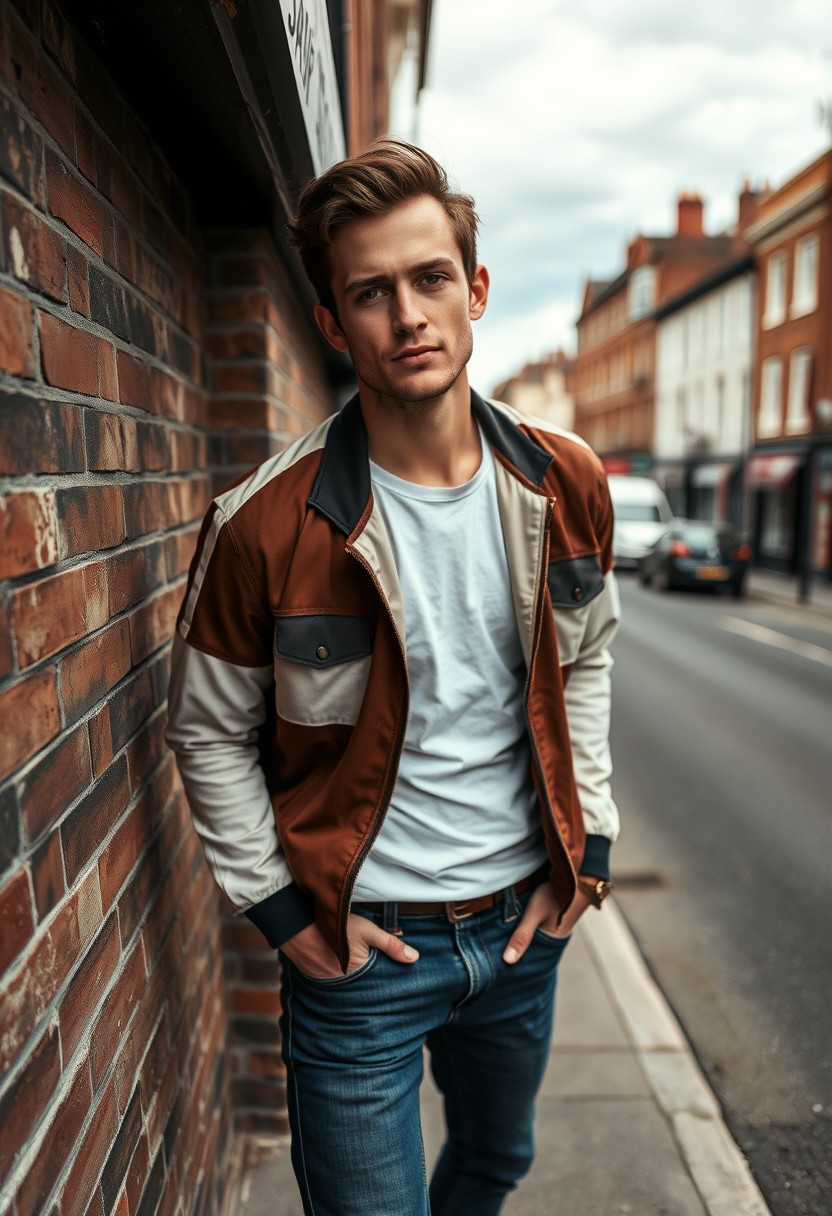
[392,346,440,365]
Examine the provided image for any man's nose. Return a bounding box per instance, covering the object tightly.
[392,287,427,332]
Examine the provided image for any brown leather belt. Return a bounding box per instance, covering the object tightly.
[355,865,548,924]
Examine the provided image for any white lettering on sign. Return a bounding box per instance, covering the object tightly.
[279,0,346,174]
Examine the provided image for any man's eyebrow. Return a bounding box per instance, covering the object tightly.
[344,258,458,294]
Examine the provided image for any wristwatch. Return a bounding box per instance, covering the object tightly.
[576,876,614,909]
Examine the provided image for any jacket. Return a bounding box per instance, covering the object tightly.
[165,390,620,970]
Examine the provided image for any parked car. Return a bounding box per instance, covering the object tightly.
[638,519,751,596]
[608,475,674,569]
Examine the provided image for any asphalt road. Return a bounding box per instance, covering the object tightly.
[609,575,832,1216]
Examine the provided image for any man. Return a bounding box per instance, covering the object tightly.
[166,140,619,1216]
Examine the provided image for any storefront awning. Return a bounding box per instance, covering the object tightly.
[691,462,735,488]
[745,453,802,490]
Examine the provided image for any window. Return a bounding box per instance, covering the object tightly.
[764,252,787,328]
[628,267,655,320]
[786,348,813,433]
[758,357,783,437]
[792,235,819,316]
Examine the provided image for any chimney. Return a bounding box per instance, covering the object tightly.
[737,179,770,234]
[677,192,704,238]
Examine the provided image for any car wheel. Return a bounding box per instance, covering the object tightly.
[655,565,673,593]
[638,565,653,587]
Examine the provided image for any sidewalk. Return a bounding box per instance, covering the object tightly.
[234,902,772,1216]
[746,567,832,618]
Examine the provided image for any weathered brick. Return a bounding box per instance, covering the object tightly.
[0,488,59,577]
[6,14,75,154]
[58,614,134,720]
[129,586,181,664]
[60,1080,118,1216]
[116,796,188,950]
[123,481,168,539]
[0,284,35,377]
[100,1085,143,1212]
[39,310,116,398]
[99,794,151,913]
[124,1134,150,1215]
[135,1147,166,1216]
[89,265,156,354]
[0,785,21,877]
[229,987,281,1016]
[137,419,169,471]
[46,150,104,256]
[19,721,91,843]
[14,1059,93,1216]
[125,709,167,795]
[60,754,130,886]
[164,527,200,581]
[90,940,147,1089]
[59,913,120,1061]
[0,1023,61,1190]
[116,350,152,411]
[57,484,125,558]
[88,705,113,779]
[0,667,61,782]
[31,828,65,922]
[0,865,35,973]
[11,560,108,667]
[67,243,90,316]
[1,192,68,302]
[0,96,46,205]
[0,390,86,475]
[0,866,101,1074]
[107,542,166,616]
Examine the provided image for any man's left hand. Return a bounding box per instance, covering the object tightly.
[502,881,591,965]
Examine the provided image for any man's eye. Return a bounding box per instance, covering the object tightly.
[423,274,444,286]
[359,287,382,302]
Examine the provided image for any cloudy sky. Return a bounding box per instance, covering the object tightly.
[396,0,831,394]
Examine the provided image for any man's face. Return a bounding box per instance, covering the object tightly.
[314,195,488,404]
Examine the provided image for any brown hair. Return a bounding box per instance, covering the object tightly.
[287,139,479,316]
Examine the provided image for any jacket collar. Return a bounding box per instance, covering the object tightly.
[307,389,553,536]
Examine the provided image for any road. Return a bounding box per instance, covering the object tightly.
[609,575,832,1216]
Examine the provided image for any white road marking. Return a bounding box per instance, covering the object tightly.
[719,616,832,669]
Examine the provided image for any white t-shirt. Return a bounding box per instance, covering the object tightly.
[353,434,545,902]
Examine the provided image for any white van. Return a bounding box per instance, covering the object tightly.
[607,474,674,569]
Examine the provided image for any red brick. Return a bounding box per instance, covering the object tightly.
[0,668,61,782]
[107,543,166,616]
[116,351,152,411]
[0,390,85,475]
[0,866,35,973]
[124,1134,150,1213]
[40,311,102,397]
[19,722,91,844]
[229,987,281,1016]
[67,243,90,316]
[0,488,59,577]
[73,106,96,182]
[1,193,68,302]
[0,606,12,682]
[151,368,186,421]
[57,484,125,559]
[90,941,147,1089]
[15,1059,93,1216]
[7,16,75,155]
[11,560,108,668]
[0,95,47,206]
[208,397,276,430]
[100,1086,143,1212]
[0,867,102,1074]
[60,1080,119,1216]
[60,755,130,887]
[31,829,65,922]
[0,285,35,376]
[122,481,168,540]
[46,151,104,256]
[128,586,181,664]
[88,706,114,779]
[99,799,147,913]
[0,1023,61,1189]
[125,709,167,794]
[59,914,120,1061]
[164,527,200,581]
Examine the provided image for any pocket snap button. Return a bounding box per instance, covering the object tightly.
[316,645,329,661]
[572,587,583,601]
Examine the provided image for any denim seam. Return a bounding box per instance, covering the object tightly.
[284,967,318,1216]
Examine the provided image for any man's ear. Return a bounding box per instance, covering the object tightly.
[314,304,349,353]
[469,265,489,321]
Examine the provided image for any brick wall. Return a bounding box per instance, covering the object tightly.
[0,1,333,1211]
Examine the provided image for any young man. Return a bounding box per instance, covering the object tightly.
[166,140,620,1216]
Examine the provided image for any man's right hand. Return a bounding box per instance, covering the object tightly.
[280,914,420,979]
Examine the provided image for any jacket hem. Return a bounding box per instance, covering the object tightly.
[244,882,315,948]
[580,834,611,881]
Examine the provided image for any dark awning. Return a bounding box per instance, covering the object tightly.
[745,454,801,490]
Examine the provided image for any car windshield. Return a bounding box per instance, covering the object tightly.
[614,504,663,522]
[679,523,735,547]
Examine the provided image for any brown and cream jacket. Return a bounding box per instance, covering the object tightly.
[166,390,620,969]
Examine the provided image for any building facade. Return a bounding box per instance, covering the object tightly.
[491,349,575,431]
[744,150,832,582]
[0,1,430,1213]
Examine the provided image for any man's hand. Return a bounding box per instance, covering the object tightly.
[280,913,419,979]
[502,881,591,965]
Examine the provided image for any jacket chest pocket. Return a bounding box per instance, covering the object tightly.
[274,614,373,726]
[547,555,605,666]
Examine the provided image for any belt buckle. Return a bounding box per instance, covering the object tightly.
[446,900,474,923]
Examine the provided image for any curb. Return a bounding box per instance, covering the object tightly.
[581,903,773,1216]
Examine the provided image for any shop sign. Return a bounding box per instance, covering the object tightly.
[279,0,346,174]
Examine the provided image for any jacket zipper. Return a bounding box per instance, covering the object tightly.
[340,542,410,966]
[524,497,577,917]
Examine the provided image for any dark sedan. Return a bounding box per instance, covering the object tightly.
[638,520,751,597]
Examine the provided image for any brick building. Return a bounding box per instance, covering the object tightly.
[491,349,574,432]
[572,194,740,473]
[744,149,832,584]
[0,2,430,1214]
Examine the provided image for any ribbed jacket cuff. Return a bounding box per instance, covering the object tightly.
[244,882,315,948]
[580,834,611,882]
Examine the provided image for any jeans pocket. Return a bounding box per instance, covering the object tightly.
[532,927,572,953]
[290,947,379,986]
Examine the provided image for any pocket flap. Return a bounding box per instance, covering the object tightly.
[547,555,605,608]
[275,615,372,668]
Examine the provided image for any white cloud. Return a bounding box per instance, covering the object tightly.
[403,0,831,393]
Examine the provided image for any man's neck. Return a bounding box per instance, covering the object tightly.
[360,375,482,488]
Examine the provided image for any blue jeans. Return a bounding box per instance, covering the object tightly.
[279,887,569,1216]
